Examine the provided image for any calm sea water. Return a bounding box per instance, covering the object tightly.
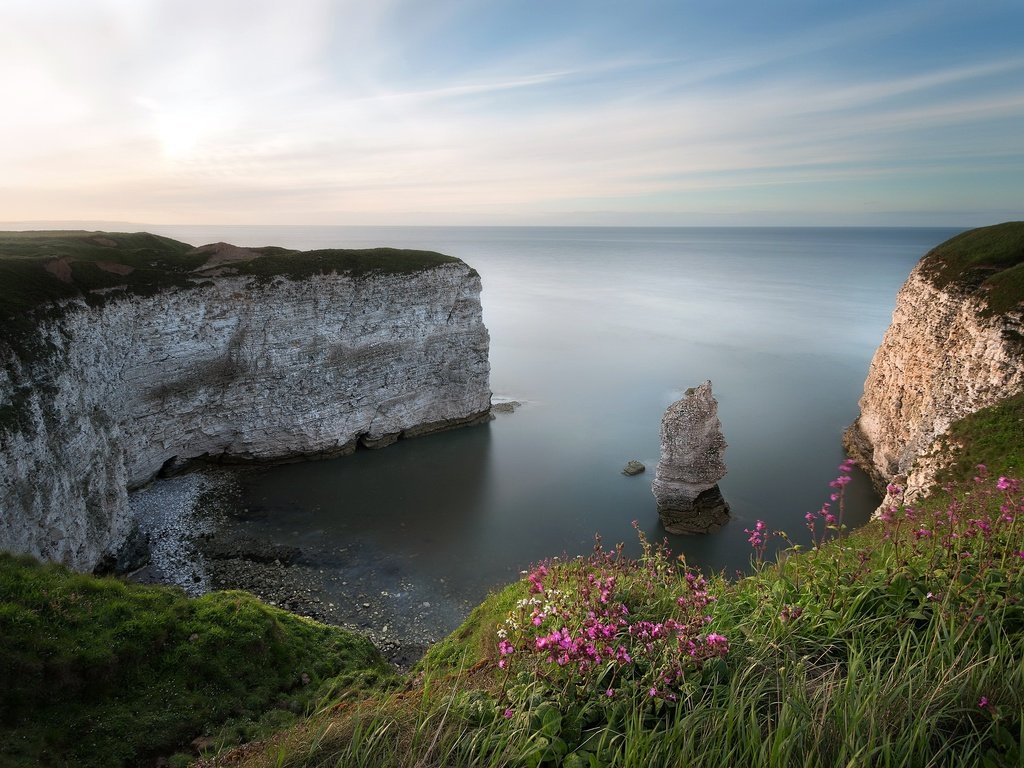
[148,225,961,606]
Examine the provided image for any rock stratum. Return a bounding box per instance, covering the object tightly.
[652,380,730,533]
[845,222,1024,502]
[0,231,491,570]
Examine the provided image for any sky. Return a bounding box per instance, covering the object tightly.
[1,0,1022,227]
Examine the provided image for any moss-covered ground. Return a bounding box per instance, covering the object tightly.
[0,556,395,767]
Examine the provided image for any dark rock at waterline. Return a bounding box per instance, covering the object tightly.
[652,380,730,533]
[199,532,301,565]
[95,522,151,575]
[657,485,731,534]
[622,460,645,476]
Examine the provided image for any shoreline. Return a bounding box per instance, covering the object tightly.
[125,468,472,670]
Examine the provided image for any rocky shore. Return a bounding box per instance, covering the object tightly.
[126,469,472,669]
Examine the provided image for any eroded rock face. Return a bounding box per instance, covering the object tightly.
[0,260,491,570]
[844,264,1024,500]
[652,381,730,533]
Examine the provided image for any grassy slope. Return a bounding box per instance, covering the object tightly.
[0,555,394,768]
[919,221,1024,316]
[933,391,1024,486]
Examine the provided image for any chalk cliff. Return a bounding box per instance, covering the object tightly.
[845,223,1024,500]
[652,381,730,533]
[0,232,491,570]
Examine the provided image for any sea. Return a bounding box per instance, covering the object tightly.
[143,225,962,620]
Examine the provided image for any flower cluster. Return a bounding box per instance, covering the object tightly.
[801,458,856,547]
[744,520,769,558]
[497,530,728,707]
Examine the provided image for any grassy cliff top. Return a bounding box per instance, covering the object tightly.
[919,221,1024,315]
[0,230,465,321]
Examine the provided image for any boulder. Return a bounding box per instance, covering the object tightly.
[622,460,645,476]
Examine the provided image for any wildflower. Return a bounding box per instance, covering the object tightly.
[745,520,769,553]
[705,632,729,653]
[648,687,658,697]
[503,708,514,718]
[605,688,615,698]
[779,605,803,622]
[997,476,1018,492]
[498,639,514,656]
[978,696,989,709]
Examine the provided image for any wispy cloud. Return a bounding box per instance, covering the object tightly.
[0,0,1021,224]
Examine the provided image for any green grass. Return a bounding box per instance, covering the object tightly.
[919,222,1024,316]
[934,390,1024,485]
[0,555,394,767]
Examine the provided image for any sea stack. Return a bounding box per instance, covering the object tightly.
[652,380,730,533]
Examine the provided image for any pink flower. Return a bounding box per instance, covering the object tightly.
[648,687,658,697]
[503,708,514,718]
[978,696,989,709]
[605,688,615,698]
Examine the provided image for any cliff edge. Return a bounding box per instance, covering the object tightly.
[844,222,1024,498]
[0,231,491,570]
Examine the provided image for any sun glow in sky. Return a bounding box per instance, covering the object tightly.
[1,0,1022,226]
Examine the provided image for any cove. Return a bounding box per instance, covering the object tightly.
[139,225,963,656]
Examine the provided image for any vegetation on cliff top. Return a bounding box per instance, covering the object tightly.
[0,555,394,767]
[0,230,469,412]
[0,230,464,321]
[920,221,1024,316]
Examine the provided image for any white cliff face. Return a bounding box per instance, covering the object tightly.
[651,381,730,534]
[0,263,491,570]
[845,263,1024,495]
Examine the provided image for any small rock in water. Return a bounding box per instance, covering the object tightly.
[491,398,522,414]
[622,460,646,476]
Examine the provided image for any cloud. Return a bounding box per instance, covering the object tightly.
[0,0,1021,224]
